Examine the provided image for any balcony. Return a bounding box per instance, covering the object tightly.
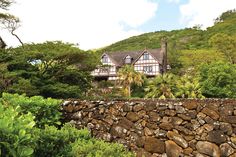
[91,68,117,77]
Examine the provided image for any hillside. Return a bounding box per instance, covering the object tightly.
[99,10,236,74]
[102,10,236,52]
[101,28,205,52]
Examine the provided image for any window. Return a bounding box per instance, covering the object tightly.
[102,55,108,63]
[143,66,153,73]
[125,56,132,64]
[143,52,149,60]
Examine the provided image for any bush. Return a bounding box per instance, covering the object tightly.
[199,62,236,98]
[0,103,35,157]
[0,93,134,157]
[71,139,134,157]
[0,93,62,128]
[33,124,91,157]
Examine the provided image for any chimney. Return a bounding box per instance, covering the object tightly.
[161,37,167,74]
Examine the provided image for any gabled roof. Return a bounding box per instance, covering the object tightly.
[103,48,163,66]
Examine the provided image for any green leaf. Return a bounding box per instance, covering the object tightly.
[19,129,26,137]
[26,121,35,129]
[19,147,34,157]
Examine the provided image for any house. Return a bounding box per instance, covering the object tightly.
[91,40,168,80]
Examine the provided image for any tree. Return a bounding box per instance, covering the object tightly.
[175,75,204,98]
[199,62,236,98]
[214,9,236,23]
[0,0,23,46]
[1,15,23,46]
[145,73,176,99]
[167,41,183,75]
[0,0,13,10]
[209,33,236,64]
[117,65,144,97]
[0,41,97,98]
[180,49,227,74]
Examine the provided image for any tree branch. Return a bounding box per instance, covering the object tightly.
[0,14,24,46]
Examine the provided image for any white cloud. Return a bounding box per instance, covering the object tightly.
[1,0,158,50]
[180,0,236,29]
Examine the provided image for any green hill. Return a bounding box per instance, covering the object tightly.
[98,10,236,74]
[102,10,236,52]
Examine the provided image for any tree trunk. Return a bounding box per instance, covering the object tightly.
[128,85,131,98]
[11,31,24,47]
[0,36,7,48]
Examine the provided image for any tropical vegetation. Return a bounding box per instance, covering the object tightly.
[117,65,144,97]
[0,42,99,99]
[96,9,236,99]
[1,1,236,156]
[0,93,134,157]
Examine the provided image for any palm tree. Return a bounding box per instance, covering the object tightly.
[175,75,204,98]
[117,65,144,97]
[145,73,176,99]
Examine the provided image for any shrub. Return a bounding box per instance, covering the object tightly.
[0,93,62,128]
[71,139,134,157]
[199,62,236,98]
[33,124,91,157]
[0,93,135,157]
[0,103,35,157]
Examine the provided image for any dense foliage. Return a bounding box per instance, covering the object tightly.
[0,93,62,128]
[144,74,204,99]
[199,62,236,98]
[33,125,90,157]
[0,103,35,157]
[145,74,176,99]
[209,33,236,64]
[0,93,134,157]
[0,42,99,98]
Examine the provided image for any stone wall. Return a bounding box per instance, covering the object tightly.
[62,99,236,157]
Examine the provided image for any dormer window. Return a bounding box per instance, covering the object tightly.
[102,55,108,63]
[143,52,149,60]
[125,55,132,64]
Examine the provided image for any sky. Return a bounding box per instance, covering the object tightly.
[1,0,236,50]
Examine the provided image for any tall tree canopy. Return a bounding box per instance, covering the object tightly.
[117,65,144,97]
[0,41,99,98]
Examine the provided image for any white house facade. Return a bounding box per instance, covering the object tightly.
[92,41,168,80]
